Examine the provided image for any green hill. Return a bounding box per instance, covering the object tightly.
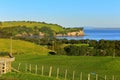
[0,39,50,55]
[0,21,64,32]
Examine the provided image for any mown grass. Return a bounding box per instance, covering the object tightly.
[11,54,120,80]
[0,21,64,32]
[1,72,57,80]
[0,39,50,55]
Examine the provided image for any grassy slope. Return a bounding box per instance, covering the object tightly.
[0,39,50,55]
[0,21,64,32]
[12,54,120,80]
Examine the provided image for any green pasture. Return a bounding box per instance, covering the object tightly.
[1,72,57,80]
[0,21,64,32]
[0,39,120,80]
[10,54,120,80]
[0,39,50,55]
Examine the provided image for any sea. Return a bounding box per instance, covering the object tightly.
[56,28,120,41]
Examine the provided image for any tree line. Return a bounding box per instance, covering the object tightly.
[13,36,120,56]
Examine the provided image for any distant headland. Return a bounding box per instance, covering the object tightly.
[0,21,84,38]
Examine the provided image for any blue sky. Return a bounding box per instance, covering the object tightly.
[0,0,120,28]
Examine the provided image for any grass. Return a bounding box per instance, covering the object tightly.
[0,39,50,55]
[11,54,120,80]
[73,43,89,46]
[0,21,64,32]
[1,72,57,80]
[1,38,120,79]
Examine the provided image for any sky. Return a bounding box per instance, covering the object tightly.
[0,0,120,28]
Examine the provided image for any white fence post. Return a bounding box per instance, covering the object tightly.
[105,75,107,80]
[64,69,67,80]
[25,64,27,72]
[35,65,37,74]
[29,64,31,72]
[56,68,59,79]
[96,74,98,80]
[49,66,52,77]
[112,75,115,80]
[41,65,44,76]
[18,63,21,71]
[88,74,90,80]
[72,71,75,80]
[80,72,82,80]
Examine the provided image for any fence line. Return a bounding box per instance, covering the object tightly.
[15,63,118,80]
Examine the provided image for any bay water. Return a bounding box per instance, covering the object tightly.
[57,28,120,40]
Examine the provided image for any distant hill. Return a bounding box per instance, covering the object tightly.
[0,39,50,55]
[0,21,64,32]
[0,21,84,37]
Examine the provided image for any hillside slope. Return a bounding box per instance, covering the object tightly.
[0,39,50,55]
[0,21,64,32]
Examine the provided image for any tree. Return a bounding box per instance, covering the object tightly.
[33,26,39,36]
[39,26,54,40]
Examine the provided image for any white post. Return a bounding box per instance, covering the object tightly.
[9,37,13,58]
[96,74,98,80]
[112,75,115,80]
[105,75,107,80]
[18,63,21,71]
[88,74,90,80]
[25,64,27,72]
[29,64,31,72]
[41,65,44,76]
[49,66,52,77]
[64,69,67,80]
[56,68,59,79]
[35,65,37,74]
[80,72,82,80]
[72,71,75,80]
[4,61,6,73]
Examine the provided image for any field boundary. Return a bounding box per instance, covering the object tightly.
[12,63,118,80]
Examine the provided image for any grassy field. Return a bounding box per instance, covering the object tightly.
[0,39,120,80]
[0,39,50,55]
[1,72,57,80]
[9,54,120,80]
[0,21,64,32]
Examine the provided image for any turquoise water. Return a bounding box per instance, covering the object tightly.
[56,28,120,40]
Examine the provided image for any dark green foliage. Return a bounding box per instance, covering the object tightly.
[39,26,55,40]
[64,45,92,56]
[49,51,56,55]
[0,52,9,56]
[0,26,33,37]
[14,37,120,56]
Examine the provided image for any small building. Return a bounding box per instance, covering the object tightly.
[0,57,15,74]
[0,37,15,74]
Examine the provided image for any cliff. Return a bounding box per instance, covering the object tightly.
[56,30,84,37]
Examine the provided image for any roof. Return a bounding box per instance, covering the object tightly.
[0,57,15,63]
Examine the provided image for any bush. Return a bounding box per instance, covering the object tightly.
[0,52,9,56]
